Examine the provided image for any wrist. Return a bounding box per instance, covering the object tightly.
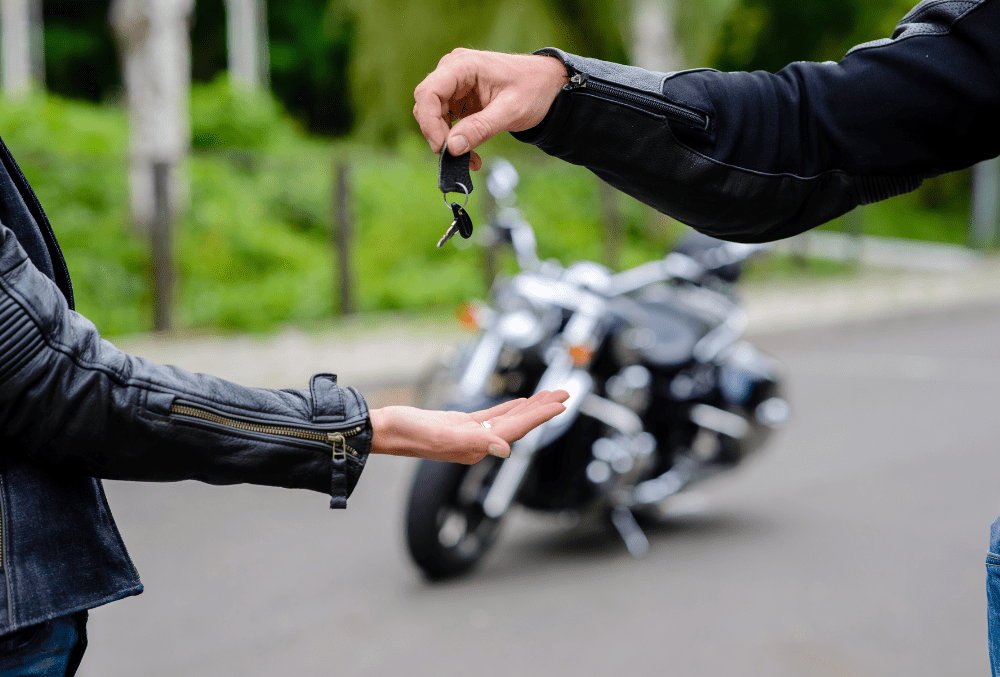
[369,407,389,454]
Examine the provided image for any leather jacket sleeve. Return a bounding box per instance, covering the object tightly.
[0,223,370,508]
[513,0,1000,243]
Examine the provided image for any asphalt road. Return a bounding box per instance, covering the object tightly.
[79,302,1000,677]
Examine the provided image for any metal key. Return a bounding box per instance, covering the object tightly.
[437,202,474,248]
[437,220,461,248]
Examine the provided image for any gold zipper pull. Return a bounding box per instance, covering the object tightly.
[328,432,347,460]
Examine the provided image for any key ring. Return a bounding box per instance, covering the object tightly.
[443,182,470,209]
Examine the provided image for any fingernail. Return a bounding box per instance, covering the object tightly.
[488,444,509,459]
[429,139,437,153]
[451,134,469,154]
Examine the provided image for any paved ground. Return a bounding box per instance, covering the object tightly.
[76,265,1000,677]
[113,256,1000,394]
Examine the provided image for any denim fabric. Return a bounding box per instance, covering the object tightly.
[0,133,142,635]
[0,454,142,634]
[987,516,1000,676]
[0,612,87,677]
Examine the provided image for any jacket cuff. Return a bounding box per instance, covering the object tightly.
[309,374,371,509]
[510,48,574,147]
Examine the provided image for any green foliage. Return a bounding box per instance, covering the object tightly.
[40,0,354,134]
[0,88,658,337]
[42,0,120,103]
[841,174,973,246]
[713,0,861,72]
[335,0,628,146]
[711,0,919,72]
[0,83,974,338]
[191,75,292,149]
[191,0,355,135]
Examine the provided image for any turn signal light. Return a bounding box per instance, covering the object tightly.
[456,302,479,332]
[569,344,594,367]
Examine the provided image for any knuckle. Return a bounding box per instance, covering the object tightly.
[465,115,494,141]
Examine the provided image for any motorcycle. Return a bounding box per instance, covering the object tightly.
[406,160,789,579]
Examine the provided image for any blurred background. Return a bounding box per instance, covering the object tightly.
[0,0,995,337]
[3,1,1000,675]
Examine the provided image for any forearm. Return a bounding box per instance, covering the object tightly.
[514,0,1000,242]
[0,225,369,508]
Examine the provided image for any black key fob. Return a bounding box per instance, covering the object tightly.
[451,202,473,239]
[434,140,474,249]
[438,141,474,196]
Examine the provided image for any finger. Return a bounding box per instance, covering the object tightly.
[471,398,526,423]
[470,150,483,171]
[485,437,511,458]
[497,390,559,418]
[413,54,480,152]
[414,93,452,153]
[447,98,517,155]
[414,80,459,153]
[493,401,567,442]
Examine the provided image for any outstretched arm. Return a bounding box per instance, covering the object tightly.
[414,0,1000,242]
[0,224,567,508]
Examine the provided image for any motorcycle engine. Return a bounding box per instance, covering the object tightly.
[585,432,658,503]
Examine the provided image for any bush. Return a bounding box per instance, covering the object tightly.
[0,89,976,338]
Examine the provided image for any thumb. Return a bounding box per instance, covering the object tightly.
[486,439,511,459]
[447,105,508,155]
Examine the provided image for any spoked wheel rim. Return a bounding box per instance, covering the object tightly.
[434,456,502,557]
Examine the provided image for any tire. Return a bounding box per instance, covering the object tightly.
[405,457,504,579]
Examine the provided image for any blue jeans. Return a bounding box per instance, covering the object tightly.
[0,612,87,677]
[988,517,1000,676]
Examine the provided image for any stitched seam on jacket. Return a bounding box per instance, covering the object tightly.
[0,264,341,420]
[1,265,295,417]
[0,260,132,386]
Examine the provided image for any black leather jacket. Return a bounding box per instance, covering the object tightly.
[0,137,370,634]
[515,0,1000,242]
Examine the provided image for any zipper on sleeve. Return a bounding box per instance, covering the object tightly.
[169,402,364,459]
[568,72,710,130]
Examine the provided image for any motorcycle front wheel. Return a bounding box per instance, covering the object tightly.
[405,456,504,579]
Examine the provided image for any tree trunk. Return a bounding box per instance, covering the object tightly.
[28,0,42,87]
[630,0,684,72]
[332,161,355,315]
[111,0,193,230]
[630,0,685,238]
[2,0,31,98]
[970,159,1000,249]
[225,0,268,90]
[111,0,193,331]
[598,179,623,271]
[151,161,174,331]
